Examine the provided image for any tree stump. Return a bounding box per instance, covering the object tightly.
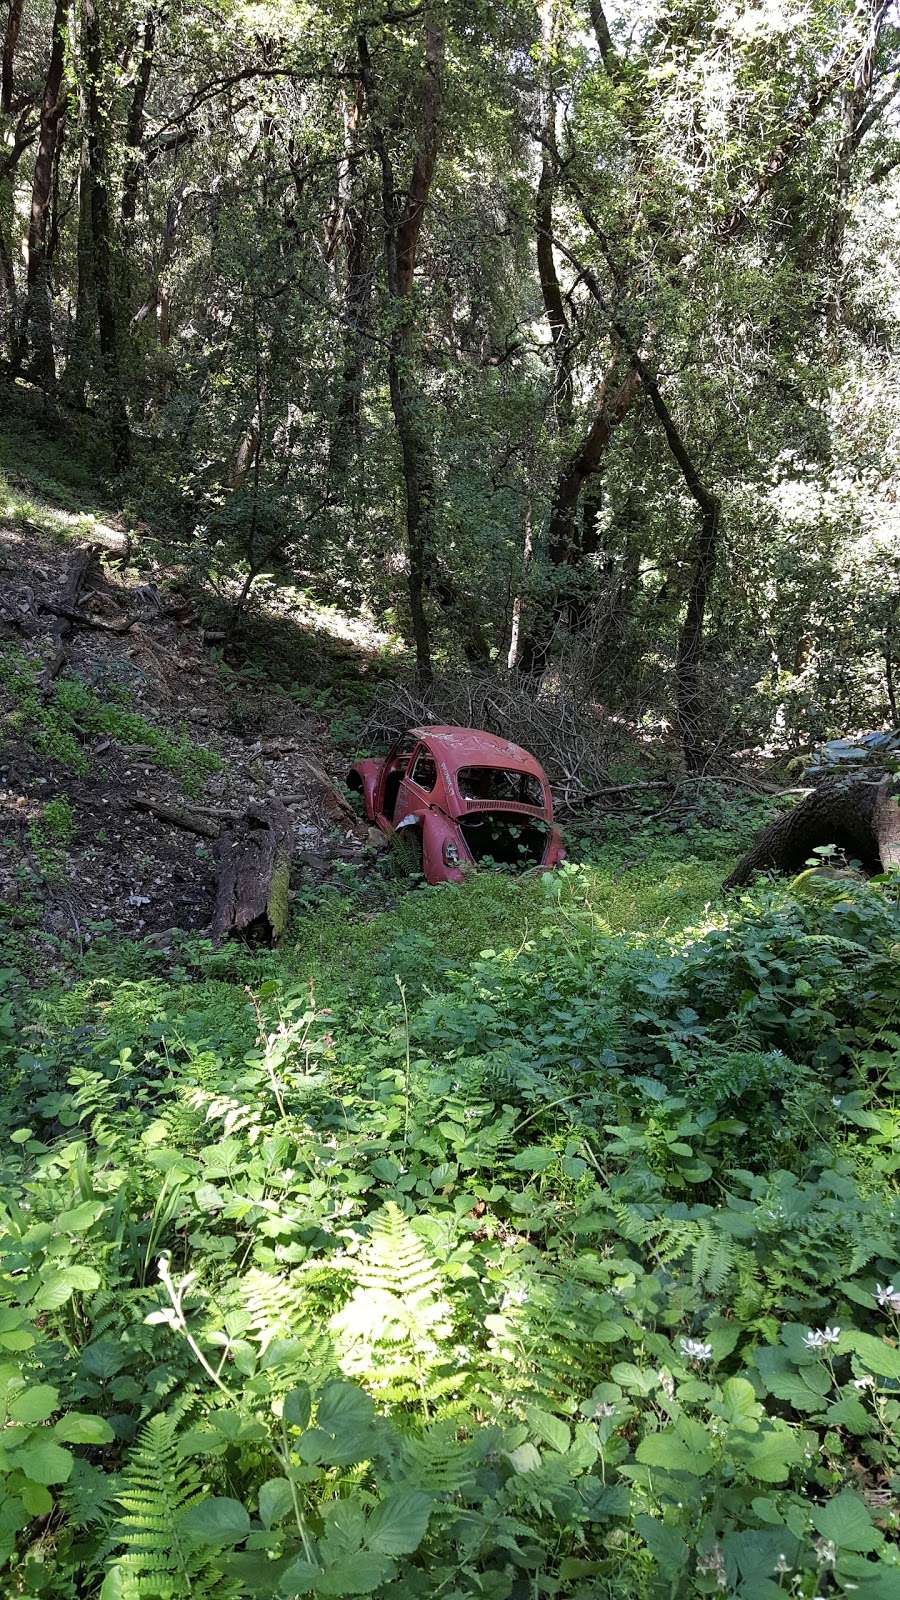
[723,773,900,890]
[211,799,293,944]
[40,544,97,688]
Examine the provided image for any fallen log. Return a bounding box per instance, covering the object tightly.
[129,794,221,839]
[723,773,900,889]
[40,544,97,688]
[211,799,293,944]
[42,601,134,634]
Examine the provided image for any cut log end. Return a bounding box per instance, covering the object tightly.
[211,799,293,945]
[723,773,900,891]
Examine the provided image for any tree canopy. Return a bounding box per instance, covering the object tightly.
[2,0,898,760]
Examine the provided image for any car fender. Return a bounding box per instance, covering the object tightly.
[545,824,566,867]
[421,809,468,885]
[346,759,382,821]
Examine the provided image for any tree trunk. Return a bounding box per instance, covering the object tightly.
[723,774,900,889]
[65,64,95,404]
[507,484,535,670]
[211,800,293,945]
[518,364,639,675]
[1,0,25,113]
[358,16,444,688]
[22,0,68,383]
[121,10,156,227]
[675,496,720,773]
[329,88,371,474]
[83,0,130,468]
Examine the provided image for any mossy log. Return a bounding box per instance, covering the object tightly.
[211,799,293,944]
[723,773,900,890]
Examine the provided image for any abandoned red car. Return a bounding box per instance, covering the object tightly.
[348,725,565,885]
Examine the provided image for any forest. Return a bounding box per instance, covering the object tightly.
[1,0,900,1594]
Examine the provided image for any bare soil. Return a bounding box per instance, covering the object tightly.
[0,516,379,959]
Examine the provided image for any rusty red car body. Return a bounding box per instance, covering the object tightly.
[348,724,565,885]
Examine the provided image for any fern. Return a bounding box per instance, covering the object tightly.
[107,1412,229,1599]
[331,1203,455,1403]
[485,1271,623,1407]
[690,1222,733,1295]
[399,1419,485,1493]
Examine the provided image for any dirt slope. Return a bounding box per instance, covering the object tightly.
[0,506,376,959]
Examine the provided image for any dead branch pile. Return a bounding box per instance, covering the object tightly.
[363,673,622,807]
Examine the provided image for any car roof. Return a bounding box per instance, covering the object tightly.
[409,725,545,775]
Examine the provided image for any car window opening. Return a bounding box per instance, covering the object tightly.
[457,766,543,806]
[410,753,437,791]
[459,813,549,866]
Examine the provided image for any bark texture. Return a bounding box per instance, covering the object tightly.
[40,543,96,687]
[23,0,68,381]
[212,800,294,944]
[83,0,130,467]
[723,774,900,890]
[358,15,444,686]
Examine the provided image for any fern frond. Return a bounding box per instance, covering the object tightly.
[109,1412,233,1599]
[331,1204,455,1403]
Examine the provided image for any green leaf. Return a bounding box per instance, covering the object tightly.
[278,1558,321,1596]
[259,1477,294,1529]
[53,1413,114,1445]
[718,1377,761,1428]
[825,1394,873,1434]
[299,1382,375,1466]
[507,1441,542,1473]
[20,1480,53,1517]
[723,1528,801,1583]
[8,1384,59,1424]
[509,1145,557,1171]
[315,1554,392,1596]
[634,1514,689,1572]
[99,1566,125,1600]
[56,1202,105,1232]
[180,1496,251,1545]
[847,1331,900,1380]
[32,1267,100,1312]
[367,1490,431,1556]
[813,1490,881,1553]
[283,1383,312,1430]
[15,1438,73,1485]
[635,1429,714,1476]
[739,1424,807,1483]
[524,1404,570,1453]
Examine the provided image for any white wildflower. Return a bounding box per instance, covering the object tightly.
[804,1326,840,1350]
[502,1284,528,1309]
[593,1401,617,1419]
[774,1553,791,1574]
[657,1368,675,1398]
[876,1283,900,1313]
[696,1546,727,1590]
[853,1374,876,1390]
[680,1336,713,1364]
[815,1536,837,1567]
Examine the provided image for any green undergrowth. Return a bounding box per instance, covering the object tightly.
[0,647,221,796]
[2,847,900,1598]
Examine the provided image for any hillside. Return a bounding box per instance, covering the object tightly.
[0,442,391,962]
